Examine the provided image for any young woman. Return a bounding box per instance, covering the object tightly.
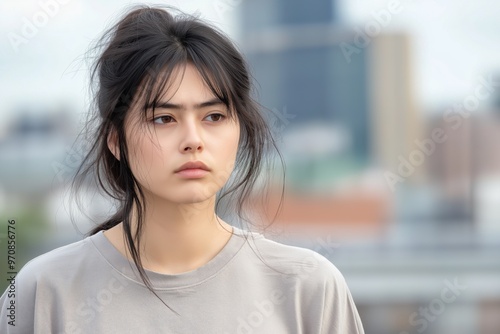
[0,5,365,333]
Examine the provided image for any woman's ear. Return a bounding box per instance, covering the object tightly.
[107,128,120,161]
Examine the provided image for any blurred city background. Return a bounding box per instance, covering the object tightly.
[1,0,499,333]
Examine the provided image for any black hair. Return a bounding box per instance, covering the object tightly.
[69,4,285,313]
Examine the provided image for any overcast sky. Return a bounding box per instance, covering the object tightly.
[0,0,234,124]
[339,0,500,109]
[1,0,499,126]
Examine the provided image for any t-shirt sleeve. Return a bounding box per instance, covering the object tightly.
[0,259,38,334]
[302,252,365,334]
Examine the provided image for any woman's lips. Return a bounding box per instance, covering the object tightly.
[175,168,209,178]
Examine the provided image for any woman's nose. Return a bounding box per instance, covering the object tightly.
[180,118,204,152]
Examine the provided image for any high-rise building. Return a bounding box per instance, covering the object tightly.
[368,34,425,185]
[238,1,423,193]
[428,108,500,225]
[239,0,371,169]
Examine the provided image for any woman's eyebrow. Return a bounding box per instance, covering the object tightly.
[150,98,225,110]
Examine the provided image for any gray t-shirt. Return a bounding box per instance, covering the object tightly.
[0,225,364,333]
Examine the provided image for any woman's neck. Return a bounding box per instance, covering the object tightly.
[103,199,233,274]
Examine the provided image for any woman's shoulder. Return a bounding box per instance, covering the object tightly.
[240,228,347,286]
[15,233,98,285]
[0,234,100,332]
[241,229,364,333]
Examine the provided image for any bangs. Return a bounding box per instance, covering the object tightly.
[133,54,238,123]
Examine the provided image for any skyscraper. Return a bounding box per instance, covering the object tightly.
[239,0,371,167]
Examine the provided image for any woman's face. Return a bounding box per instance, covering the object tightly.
[115,63,240,205]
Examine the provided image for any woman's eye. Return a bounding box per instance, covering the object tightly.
[153,115,174,124]
[206,113,226,122]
